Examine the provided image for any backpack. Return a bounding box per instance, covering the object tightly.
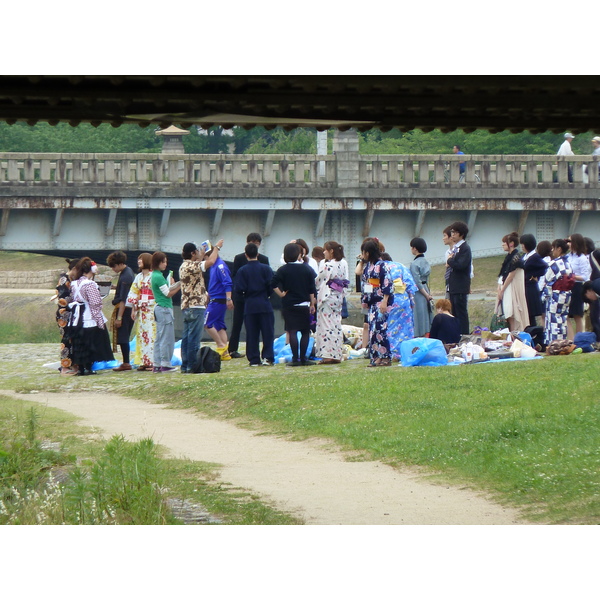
[552,273,576,291]
[191,346,221,373]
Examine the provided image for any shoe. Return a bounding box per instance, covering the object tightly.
[300,360,317,366]
[320,358,341,364]
[287,360,302,367]
[137,364,152,371]
[152,367,161,373]
[229,351,245,359]
[261,359,274,366]
[249,363,261,367]
[112,363,132,372]
[160,366,177,373]
[220,351,232,361]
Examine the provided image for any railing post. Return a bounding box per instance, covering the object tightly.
[333,129,360,188]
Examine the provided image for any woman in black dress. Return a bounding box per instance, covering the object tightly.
[520,233,548,327]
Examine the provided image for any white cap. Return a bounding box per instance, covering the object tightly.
[592,136,600,143]
[564,132,575,139]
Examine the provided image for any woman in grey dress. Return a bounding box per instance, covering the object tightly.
[409,237,434,337]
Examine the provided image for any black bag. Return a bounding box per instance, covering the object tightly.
[524,325,546,352]
[191,346,221,373]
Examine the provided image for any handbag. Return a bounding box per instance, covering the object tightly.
[490,312,508,331]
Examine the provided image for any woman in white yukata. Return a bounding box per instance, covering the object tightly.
[314,241,349,364]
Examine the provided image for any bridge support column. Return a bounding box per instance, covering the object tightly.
[569,210,581,235]
[159,209,171,238]
[415,210,426,238]
[467,210,478,237]
[212,209,223,238]
[517,210,530,235]
[0,209,9,236]
[53,209,64,237]
[128,213,138,250]
[316,209,328,238]
[264,209,276,237]
[363,207,375,238]
[106,208,118,237]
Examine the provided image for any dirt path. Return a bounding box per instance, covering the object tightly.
[3,389,527,525]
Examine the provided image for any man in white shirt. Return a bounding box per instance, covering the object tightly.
[557,132,575,182]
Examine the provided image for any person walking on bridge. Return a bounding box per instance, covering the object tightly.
[557,132,575,182]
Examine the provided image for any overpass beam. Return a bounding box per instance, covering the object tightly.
[106,208,118,237]
[569,210,581,235]
[212,209,223,239]
[264,209,276,237]
[415,210,426,238]
[0,209,9,236]
[316,209,328,238]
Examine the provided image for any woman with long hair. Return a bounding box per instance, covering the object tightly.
[70,257,114,375]
[314,241,349,364]
[496,231,528,331]
[542,239,574,345]
[566,233,592,338]
[126,252,156,371]
[360,238,394,367]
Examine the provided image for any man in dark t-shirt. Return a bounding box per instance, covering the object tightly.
[107,250,135,371]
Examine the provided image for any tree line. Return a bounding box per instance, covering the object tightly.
[0,122,597,156]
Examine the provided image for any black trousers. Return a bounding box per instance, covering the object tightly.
[228,298,245,353]
[244,311,275,365]
[449,293,470,335]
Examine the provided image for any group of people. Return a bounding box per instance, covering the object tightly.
[495,231,600,346]
[54,221,599,375]
[353,221,470,366]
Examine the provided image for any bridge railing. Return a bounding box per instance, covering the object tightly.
[0,153,598,186]
[0,153,336,186]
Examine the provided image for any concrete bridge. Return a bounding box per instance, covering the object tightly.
[1,133,599,277]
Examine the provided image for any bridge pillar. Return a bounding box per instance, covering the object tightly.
[333,129,359,188]
[1,209,9,236]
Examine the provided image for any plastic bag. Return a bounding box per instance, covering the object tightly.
[400,338,448,367]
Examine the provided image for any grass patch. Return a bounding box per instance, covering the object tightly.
[0,251,66,272]
[0,394,300,525]
[1,342,599,524]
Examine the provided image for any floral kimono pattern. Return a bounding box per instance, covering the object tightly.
[55,271,77,374]
[385,261,417,359]
[315,259,349,361]
[126,272,156,368]
[542,256,572,344]
[361,259,395,364]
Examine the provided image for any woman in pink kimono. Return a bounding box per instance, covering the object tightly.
[315,241,349,364]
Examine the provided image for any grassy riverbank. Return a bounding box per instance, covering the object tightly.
[1,343,599,524]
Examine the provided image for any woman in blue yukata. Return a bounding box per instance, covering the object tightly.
[542,238,574,345]
[381,252,417,360]
[360,239,395,367]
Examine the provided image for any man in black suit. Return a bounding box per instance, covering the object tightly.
[228,232,270,358]
[446,221,472,335]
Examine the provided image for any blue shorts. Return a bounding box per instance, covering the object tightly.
[205,301,227,331]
